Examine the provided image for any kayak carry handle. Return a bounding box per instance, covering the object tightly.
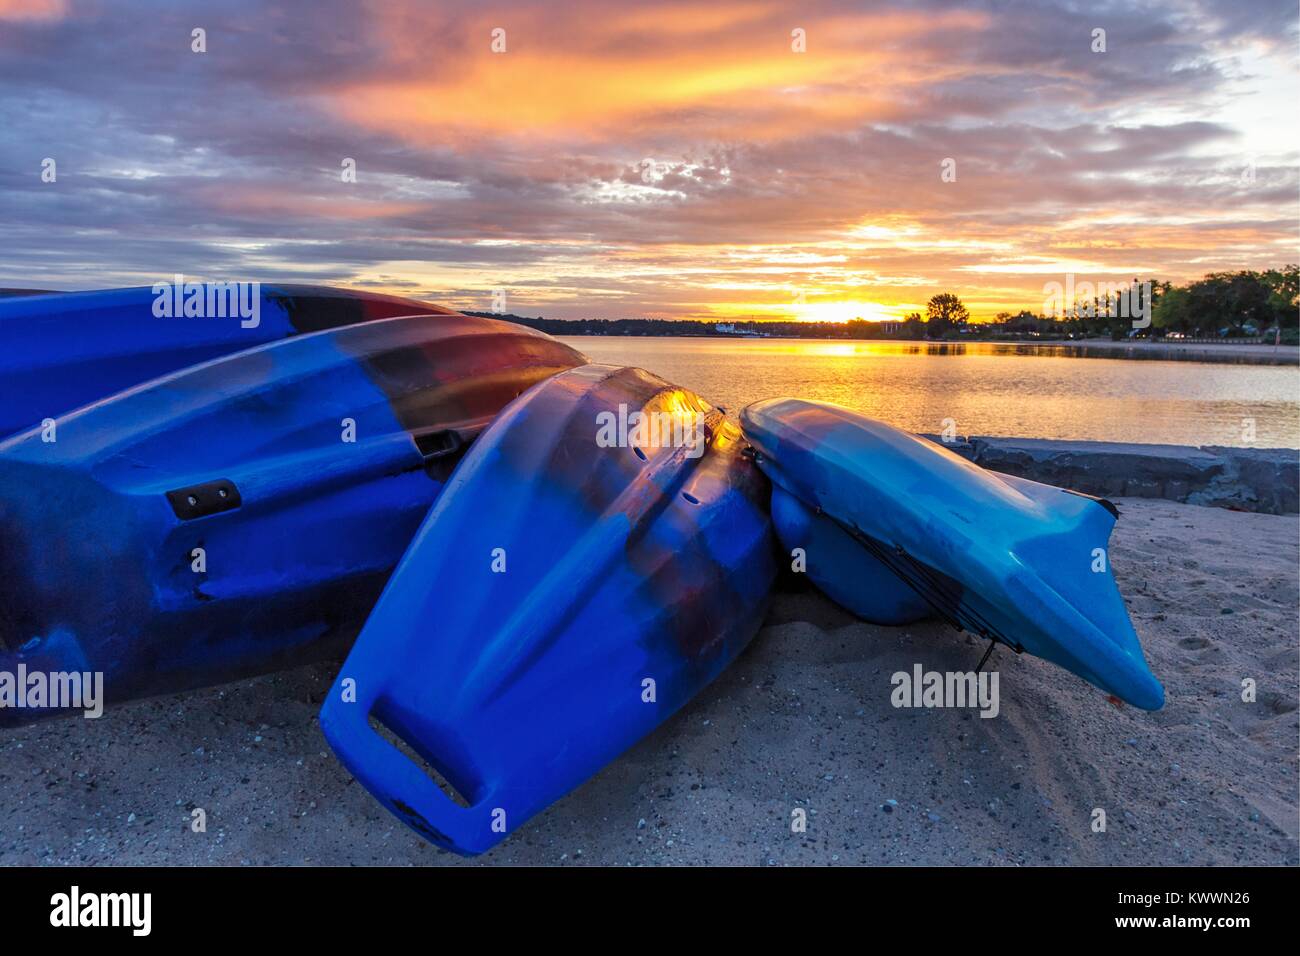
[321,696,501,856]
[412,428,467,461]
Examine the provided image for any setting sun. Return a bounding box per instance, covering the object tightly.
[789,300,906,324]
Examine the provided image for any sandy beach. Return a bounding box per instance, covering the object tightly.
[1,496,1295,866]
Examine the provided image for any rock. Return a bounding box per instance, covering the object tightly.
[1204,446,1300,514]
[919,435,1298,514]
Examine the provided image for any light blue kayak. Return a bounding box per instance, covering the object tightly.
[741,398,1164,710]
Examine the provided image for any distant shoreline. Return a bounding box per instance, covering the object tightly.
[862,336,1297,365]
[553,331,1300,366]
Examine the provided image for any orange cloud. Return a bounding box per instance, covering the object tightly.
[0,0,67,20]
[327,2,988,143]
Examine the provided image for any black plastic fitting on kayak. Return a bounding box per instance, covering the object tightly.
[165,479,242,520]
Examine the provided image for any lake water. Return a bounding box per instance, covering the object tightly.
[560,337,1300,448]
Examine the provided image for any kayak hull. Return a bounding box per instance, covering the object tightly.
[0,284,456,438]
[0,315,586,724]
[741,398,1164,710]
[321,365,777,854]
[771,486,931,624]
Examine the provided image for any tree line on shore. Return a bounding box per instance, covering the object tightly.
[469,265,1299,343]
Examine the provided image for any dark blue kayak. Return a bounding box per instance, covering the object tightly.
[320,365,776,855]
[0,315,586,725]
[0,284,456,438]
[741,399,1164,710]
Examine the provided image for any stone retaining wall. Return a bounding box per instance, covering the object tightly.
[923,435,1300,514]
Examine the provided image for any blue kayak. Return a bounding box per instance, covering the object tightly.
[741,399,1164,710]
[0,284,455,438]
[320,365,776,855]
[0,315,586,724]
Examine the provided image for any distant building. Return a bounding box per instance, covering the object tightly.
[715,323,736,333]
[880,320,900,334]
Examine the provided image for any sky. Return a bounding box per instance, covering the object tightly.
[1,0,1297,321]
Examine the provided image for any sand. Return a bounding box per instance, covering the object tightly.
[1,497,1295,866]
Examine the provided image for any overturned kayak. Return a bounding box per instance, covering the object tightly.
[0,315,586,725]
[0,284,454,437]
[741,398,1164,710]
[321,365,776,854]
[0,288,56,298]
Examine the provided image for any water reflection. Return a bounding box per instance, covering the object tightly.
[564,337,1300,448]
